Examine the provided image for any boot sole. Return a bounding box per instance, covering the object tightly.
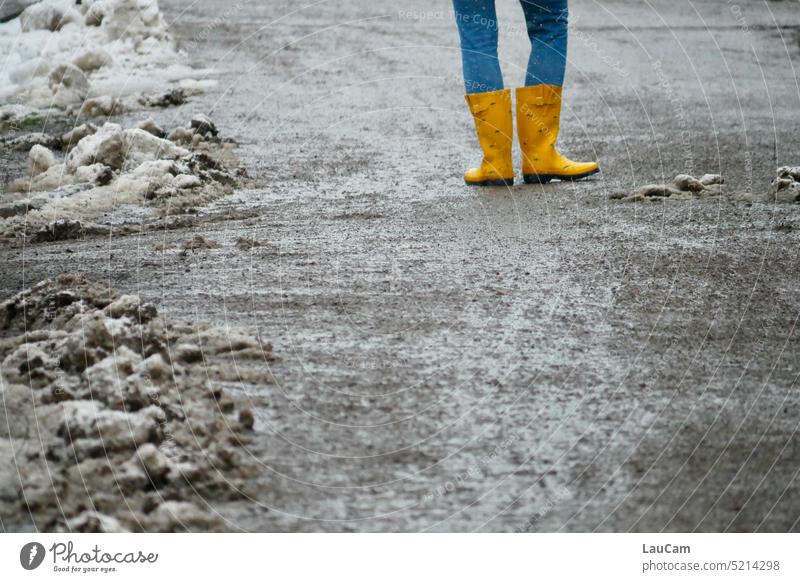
[464,177,514,187]
[523,167,600,184]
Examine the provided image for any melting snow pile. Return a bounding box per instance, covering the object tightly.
[0,274,272,532]
[0,0,214,116]
[0,113,245,240]
[609,173,750,203]
[768,167,800,203]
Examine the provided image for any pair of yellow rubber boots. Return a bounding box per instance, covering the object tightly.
[464,85,599,186]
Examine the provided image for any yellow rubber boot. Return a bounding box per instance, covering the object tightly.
[463,89,514,186]
[516,85,599,184]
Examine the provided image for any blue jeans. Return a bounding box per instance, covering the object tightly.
[453,0,568,93]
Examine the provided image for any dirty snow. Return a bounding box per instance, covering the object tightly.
[0,114,246,240]
[0,0,216,115]
[609,172,753,203]
[0,274,273,531]
[768,166,800,203]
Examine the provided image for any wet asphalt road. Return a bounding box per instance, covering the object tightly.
[3,0,800,531]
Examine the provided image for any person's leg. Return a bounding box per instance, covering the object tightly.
[518,0,568,86]
[515,1,598,182]
[452,0,504,93]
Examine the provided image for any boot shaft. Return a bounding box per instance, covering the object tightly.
[515,85,563,169]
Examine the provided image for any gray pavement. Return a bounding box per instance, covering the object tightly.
[2,0,800,531]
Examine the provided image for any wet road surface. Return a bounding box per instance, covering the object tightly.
[2,0,800,531]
